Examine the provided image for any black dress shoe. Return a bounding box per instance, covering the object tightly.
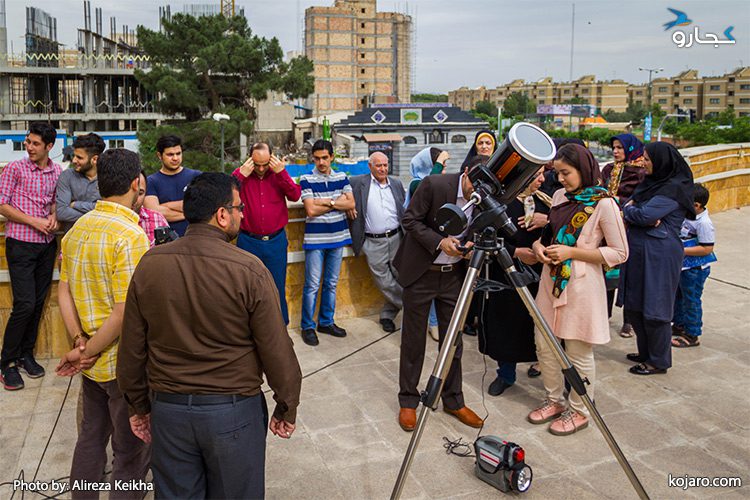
[527,364,541,378]
[626,353,647,362]
[18,355,45,378]
[301,329,319,346]
[629,363,667,375]
[379,318,396,333]
[317,323,347,338]
[463,324,478,336]
[488,377,513,396]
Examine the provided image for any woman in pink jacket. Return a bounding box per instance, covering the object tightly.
[529,143,629,436]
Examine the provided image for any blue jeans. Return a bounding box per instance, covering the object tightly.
[673,266,710,337]
[428,301,438,327]
[237,230,289,324]
[496,361,517,385]
[301,247,344,331]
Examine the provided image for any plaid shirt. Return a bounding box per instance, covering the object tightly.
[0,156,62,243]
[139,206,169,247]
[60,201,149,383]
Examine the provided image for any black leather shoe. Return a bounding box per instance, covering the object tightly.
[18,355,45,378]
[317,324,347,338]
[1,363,24,390]
[488,377,513,396]
[463,324,478,336]
[527,364,541,378]
[379,318,396,333]
[301,329,319,346]
[629,363,667,375]
[626,353,646,363]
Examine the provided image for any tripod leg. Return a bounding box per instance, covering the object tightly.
[497,248,650,500]
[391,250,484,500]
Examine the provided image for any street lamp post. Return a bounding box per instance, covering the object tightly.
[638,67,663,142]
[212,113,231,172]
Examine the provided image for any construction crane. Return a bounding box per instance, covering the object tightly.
[221,0,235,17]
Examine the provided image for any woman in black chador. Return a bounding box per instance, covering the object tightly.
[479,167,550,395]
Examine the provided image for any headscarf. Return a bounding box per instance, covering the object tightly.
[610,134,644,163]
[547,144,611,297]
[461,129,497,168]
[405,147,443,206]
[631,141,696,219]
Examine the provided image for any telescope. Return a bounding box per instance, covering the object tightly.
[436,122,556,238]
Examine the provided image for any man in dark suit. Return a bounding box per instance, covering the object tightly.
[393,162,485,432]
[348,152,405,332]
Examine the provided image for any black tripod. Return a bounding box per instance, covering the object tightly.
[391,227,649,500]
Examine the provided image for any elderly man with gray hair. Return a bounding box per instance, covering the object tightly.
[347,152,405,332]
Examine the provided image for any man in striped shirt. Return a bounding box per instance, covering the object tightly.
[298,140,355,346]
[0,122,62,391]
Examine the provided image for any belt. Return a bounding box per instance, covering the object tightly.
[153,392,250,405]
[365,228,401,239]
[429,264,459,273]
[240,228,284,241]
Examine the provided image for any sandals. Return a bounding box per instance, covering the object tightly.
[618,323,634,338]
[672,334,700,348]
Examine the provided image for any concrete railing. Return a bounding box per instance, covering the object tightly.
[681,143,750,212]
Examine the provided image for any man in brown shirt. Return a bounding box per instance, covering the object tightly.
[117,172,302,499]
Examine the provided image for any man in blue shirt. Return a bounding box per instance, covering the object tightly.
[298,140,355,346]
[143,135,201,236]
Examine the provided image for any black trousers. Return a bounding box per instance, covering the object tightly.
[627,309,672,370]
[399,268,465,410]
[1,238,57,367]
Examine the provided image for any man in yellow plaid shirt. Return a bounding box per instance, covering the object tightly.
[56,149,151,497]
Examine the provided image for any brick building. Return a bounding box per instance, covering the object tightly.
[305,0,412,116]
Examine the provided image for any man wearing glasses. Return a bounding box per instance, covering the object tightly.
[233,142,301,325]
[117,173,301,499]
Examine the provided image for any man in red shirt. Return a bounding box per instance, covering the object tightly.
[232,143,301,324]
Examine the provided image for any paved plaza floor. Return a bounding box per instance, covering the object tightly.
[1,207,748,499]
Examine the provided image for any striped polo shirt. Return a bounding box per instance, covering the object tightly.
[299,168,353,250]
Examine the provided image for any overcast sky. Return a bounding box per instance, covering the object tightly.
[4,0,749,92]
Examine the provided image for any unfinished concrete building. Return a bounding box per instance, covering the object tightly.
[305,0,412,117]
[0,2,168,132]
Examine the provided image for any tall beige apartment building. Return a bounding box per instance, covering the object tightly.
[452,68,750,120]
[305,0,412,116]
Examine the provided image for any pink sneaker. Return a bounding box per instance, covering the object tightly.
[548,410,588,436]
[527,399,566,424]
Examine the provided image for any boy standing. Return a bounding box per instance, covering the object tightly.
[672,183,716,348]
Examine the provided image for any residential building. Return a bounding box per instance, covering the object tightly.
[449,68,750,120]
[305,0,412,116]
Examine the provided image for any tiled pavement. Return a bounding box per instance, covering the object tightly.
[1,207,748,499]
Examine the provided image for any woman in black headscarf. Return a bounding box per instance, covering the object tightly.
[619,142,695,375]
[461,130,499,335]
[461,130,497,168]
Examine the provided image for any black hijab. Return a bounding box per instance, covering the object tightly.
[631,142,696,219]
[461,130,497,168]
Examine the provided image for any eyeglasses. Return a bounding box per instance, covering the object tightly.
[224,203,245,212]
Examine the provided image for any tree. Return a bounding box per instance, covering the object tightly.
[502,92,536,118]
[135,14,314,171]
[474,100,498,117]
[412,93,448,103]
